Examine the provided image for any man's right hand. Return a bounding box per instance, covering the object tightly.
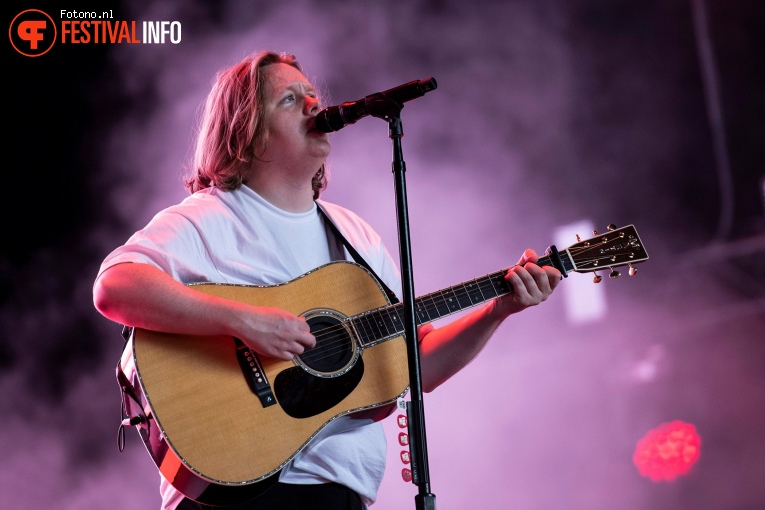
[235,306,316,360]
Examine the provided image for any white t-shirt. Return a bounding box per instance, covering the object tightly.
[98,186,403,509]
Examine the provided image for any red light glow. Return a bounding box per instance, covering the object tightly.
[633,420,701,482]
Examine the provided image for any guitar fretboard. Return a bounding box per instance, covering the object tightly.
[350,253,567,346]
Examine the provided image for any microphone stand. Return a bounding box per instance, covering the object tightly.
[366,93,437,510]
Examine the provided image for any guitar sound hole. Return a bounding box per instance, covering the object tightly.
[299,314,354,374]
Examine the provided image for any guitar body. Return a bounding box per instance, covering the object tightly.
[122,262,410,506]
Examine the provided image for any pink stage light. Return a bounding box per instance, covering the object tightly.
[633,420,702,482]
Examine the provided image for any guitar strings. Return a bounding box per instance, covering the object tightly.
[303,255,562,364]
[296,269,513,365]
[305,253,603,364]
[296,247,640,366]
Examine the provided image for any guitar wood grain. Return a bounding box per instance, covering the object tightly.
[132,261,410,484]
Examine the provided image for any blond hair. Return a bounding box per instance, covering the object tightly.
[185,51,326,197]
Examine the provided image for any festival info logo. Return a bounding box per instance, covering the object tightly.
[10,9,181,57]
[10,9,57,57]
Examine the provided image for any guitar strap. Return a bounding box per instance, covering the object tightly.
[316,202,400,305]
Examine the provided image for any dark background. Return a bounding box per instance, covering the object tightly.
[3,1,764,509]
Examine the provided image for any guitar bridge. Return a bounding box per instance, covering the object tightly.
[234,339,276,408]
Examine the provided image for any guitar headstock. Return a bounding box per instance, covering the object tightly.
[563,224,648,281]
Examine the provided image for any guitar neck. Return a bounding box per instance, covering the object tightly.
[352,251,575,347]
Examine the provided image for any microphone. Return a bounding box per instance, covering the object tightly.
[313,77,437,133]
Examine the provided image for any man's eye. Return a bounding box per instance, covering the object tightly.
[282,94,295,103]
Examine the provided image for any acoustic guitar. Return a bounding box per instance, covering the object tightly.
[116,224,648,505]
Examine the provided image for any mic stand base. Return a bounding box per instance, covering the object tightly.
[415,493,437,510]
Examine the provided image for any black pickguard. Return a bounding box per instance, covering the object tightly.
[273,359,364,419]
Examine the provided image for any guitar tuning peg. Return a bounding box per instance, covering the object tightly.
[609,268,621,279]
[593,272,602,284]
[576,234,581,242]
[592,229,599,236]
[628,264,637,276]
[607,224,617,231]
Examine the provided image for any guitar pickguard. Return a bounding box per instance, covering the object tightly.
[273,359,365,419]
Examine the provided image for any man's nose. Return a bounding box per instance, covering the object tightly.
[305,95,321,114]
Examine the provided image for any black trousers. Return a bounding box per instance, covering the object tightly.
[176,482,363,510]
